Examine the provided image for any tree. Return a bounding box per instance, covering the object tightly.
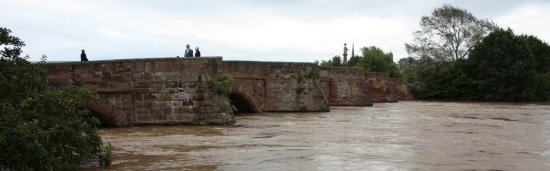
[469,28,536,101]
[318,47,401,78]
[0,27,111,170]
[406,5,497,62]
[347,54,360,66]
[356,46,401,78]
[522,35,550,101]
[320,55,342,67]
[523,35,550,73]
[420,59,478,100]
[0,27,25,60]
[397,57,417,83]
[534,71,550,101]
[398,56,447,98]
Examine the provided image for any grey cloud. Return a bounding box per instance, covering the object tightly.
[1,0,549,62]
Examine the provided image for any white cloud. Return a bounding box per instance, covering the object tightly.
[496,2,550,42]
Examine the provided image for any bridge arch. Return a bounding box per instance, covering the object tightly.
[86,99,128,127]
[229,92,259,114]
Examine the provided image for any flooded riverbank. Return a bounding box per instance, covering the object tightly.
[85,101,550,170]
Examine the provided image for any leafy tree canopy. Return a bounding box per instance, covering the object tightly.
[0,27,111,170]
[401,27,550,102]
[405,5,497,62]
[0,27,25,60]
[356,46,401,78]
[469,28,537,101]
[319,46,402,78]
[320,55,343,67]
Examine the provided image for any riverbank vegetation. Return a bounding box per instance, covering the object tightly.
[0,27,111,170]
[318,5,550,102]
[400,5,550,102]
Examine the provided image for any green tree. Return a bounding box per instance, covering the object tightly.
[0,27,111,170]
[523,35,550,73]
[319,47,401,77]
[523,35,550,101]
[421,59,478,100]
[469,28,536,101]
[0,27,25,60]
[405,5,497,62]
[398,56,448,98]
[347,54,360,66]
[397,57,417,84]
[534,72,550,101]
[320,55,342,67]
[356,46,401,78]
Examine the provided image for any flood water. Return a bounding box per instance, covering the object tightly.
[86,102,550,170]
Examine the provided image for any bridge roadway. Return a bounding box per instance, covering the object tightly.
[46,57,411,127]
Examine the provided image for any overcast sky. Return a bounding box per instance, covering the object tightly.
[1,0,549,62]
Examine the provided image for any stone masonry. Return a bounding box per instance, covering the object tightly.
[46,57,413,127]
[222,61,330,112]
[46,57,234,127]
[320,67,373,106]
[390,78,414,101]
[364,72,399,102]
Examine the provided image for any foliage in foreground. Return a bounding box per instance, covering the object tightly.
[0,27,111,170]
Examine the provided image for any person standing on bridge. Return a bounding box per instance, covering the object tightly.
[195,47,201,57]
[80,49,89,62]
[184,44,193,57]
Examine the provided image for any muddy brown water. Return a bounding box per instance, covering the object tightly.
[84,101,550,170]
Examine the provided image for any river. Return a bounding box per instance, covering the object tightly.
[85,101,550,170]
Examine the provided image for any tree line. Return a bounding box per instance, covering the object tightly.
[400,5,550,101]
[318,46,401,78]
[319,5,550,102]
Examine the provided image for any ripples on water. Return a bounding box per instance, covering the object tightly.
[84,102,550,170]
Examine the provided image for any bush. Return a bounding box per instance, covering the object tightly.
[212,74,233,95]
[1,27,111,170]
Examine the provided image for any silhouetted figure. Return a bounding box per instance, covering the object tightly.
[81,49,89,61]
[195,47,201,57]
[184,44,193,57]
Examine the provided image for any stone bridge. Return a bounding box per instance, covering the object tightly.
[222,61,329,113]
[46,57,412,127]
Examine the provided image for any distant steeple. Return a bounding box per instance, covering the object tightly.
[351,43,355,59]
[343,43,348,66]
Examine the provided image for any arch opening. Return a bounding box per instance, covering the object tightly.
[229,93,256,114]
[86,99,128,127]
[88,110,117,127]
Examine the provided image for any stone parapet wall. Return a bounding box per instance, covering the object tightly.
[46,57,234,127]
[222,61,330,112]
[390,78,414,101]
[320,67,373,106]
[364,72,398,102]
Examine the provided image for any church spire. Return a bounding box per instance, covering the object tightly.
[351,43,355,59]
[343,43,348,66]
